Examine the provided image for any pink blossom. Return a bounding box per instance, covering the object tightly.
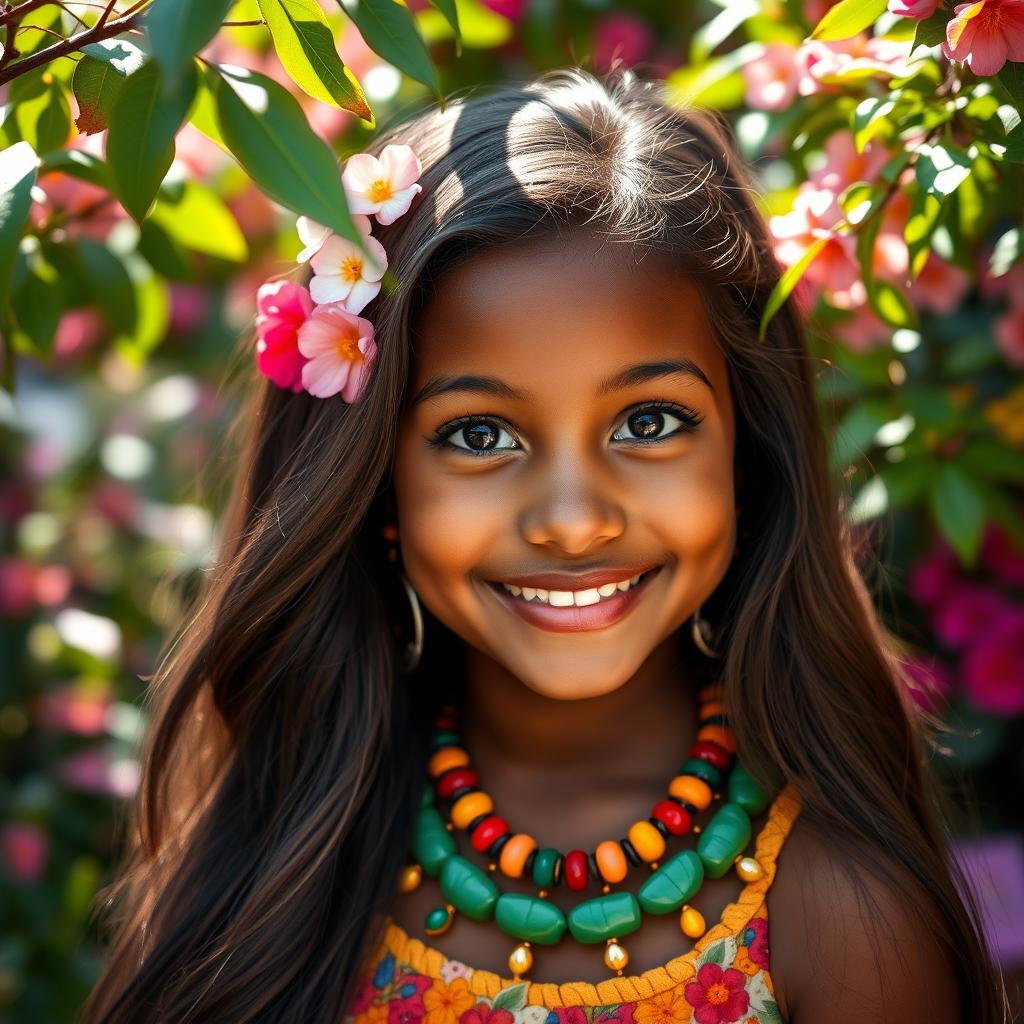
[308,214,387,312]
[54,309,104,365]
[479,0,527,19]
[0,557,36,615]
[592,12,654,72]
[169,284,211,335]
[343,144,423,226]
[907,252,973,313]
[831,301,893,351]
[909,541,962,607]
[980,522,1024,585]
[900,653,955,712]
[1,822,49,883]
[962,607,1024,715]
[255,280,313,392]
[58,748,140,798]
[798,34,914,96]
[743,42,802,111]
[34,564,71,605]
[297,303,377,402]
[37,685,111,736]
[995,303,1024,367]
[808,133,891,198]
[943,0,1024,75]
[889,0,942,17]
[934,582,1008,649]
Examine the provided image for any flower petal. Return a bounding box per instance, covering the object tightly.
[379,143,423,192]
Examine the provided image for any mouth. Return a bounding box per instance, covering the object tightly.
[483,566,663,634]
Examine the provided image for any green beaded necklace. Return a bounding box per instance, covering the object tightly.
[398,683,773,979]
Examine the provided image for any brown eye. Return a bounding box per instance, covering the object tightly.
[612,402,702,442]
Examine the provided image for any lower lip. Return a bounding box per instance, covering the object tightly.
[484,568,663,634]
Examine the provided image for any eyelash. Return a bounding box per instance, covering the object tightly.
[425,399,704,457]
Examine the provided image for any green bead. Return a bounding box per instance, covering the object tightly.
[697,802,751,879]
[495,893,567,945]
[567,891,642,944]
[425,906,452,932]
[727,762,770,815]
[637,849,705,915]
[412,807,455,876]
[421,784,436,809]
[531,847,560,889]
[432,730,461,749]
[680,757,721,788]
[440,854,499,921]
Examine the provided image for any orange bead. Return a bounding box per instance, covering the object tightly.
[429,746,470,778]
[627,821,665,862]
[668,775,713,810]
[697,724,735,754]
[499,833,537,878]
[698,684,725,703]
[595,840,629,883]
[450,791,493,829]
[699,700,727,721]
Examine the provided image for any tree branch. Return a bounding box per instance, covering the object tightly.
[0,3,147,85]
[0,0,53,30]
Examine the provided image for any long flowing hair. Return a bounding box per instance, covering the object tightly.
[78,66,1009,1022]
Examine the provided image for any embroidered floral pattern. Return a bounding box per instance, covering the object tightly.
[343,911,785,1024]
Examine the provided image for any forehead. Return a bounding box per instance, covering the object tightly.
[411,230,728,399]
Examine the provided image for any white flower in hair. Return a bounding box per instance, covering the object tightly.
[342,143,423,226]
[296,216,331,263]
[308,214,387,315]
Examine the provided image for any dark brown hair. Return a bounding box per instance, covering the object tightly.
[79,66,1009,1022]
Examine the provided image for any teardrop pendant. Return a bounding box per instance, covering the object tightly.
[604,937,629,975]
[509,942,533,977]
[425,903,456,936]
[680,904,706,939]
[734,855,764,882]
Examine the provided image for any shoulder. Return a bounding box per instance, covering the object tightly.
[766,814,961,1024]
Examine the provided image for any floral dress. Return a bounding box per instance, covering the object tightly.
[343,785,801,1024]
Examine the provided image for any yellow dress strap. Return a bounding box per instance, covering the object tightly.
[383,781,803,1009]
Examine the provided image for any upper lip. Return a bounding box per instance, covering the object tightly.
[488,565,661,591]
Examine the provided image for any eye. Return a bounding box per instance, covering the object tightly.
[428,416,520,456]
[612,401,703,443]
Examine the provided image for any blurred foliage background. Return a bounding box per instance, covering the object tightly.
[1,0,1024,1019]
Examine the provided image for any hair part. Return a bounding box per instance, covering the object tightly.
[78,66,1009,1023]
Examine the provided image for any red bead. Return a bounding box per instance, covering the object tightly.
[689,740,729,771]
[435,715,458,730]
[470,815,509,852]
[651,800,692,836]
[564,849,589,892]
[436,767,479,800]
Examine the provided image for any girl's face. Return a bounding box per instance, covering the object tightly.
[392,229,737,701]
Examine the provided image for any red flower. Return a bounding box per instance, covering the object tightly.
[553,1010,587,1024]
[350,975,377,1015]
[740,916,770,972]
[683,963,750,1024]
[458,1004,515,1024]
[389,995,425,1024]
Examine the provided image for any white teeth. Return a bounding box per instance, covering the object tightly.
[499,572,649,606]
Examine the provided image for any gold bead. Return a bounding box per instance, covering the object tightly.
[735,855,765,882]
[399,864,422,893]
[604,939,629,974]
[650,862,659,871]
[714,792,722,800]
[509,942,533,977]
[537,889,548,899]
[602,883,611,894]
[445,823,454,832]
[693,825,702,834]
[488,863,497,872]
[680,904,706,939]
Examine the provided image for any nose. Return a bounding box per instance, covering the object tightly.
[518,454,626,556]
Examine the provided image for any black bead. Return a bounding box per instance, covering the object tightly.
[524,849,538,875]
[667,796,699,817]
[649,817,671,839]
[699,713,729,727]
[552,855,564,886]
[620,838,642,867]
[447,786,477,803]
[587,851,600,881]
[489,833,512,857]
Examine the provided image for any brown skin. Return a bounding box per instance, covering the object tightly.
[389,231,959,1021]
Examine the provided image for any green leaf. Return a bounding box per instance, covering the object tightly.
[425,0,461,51]
[11,253,63,357]
[73,39,148,134]
[916,143,972,198]
[417,0,510,49]
[335,0,443,103]
[210,62,369,252]
[996,61,1024,113]
[106,59,197,222]
[75,239,138,334]
[830,398,891,471]
[146,0,235,93]
[1,70,71,154]
[927,464,986,566]
[0,142,40,319]
[869,278,918,329]
[759,236,827,341]
[911,8,949,51]
[491,983,528,1012]
[690,0,759,63]
[809,0,887,41]
[957,440,1024,483]
[148,180,248,261]
[187,60,229,151]
[112,257,171,364]
[700,941,727,966]
[257,0,373,119]
[905,189,942,281]
[879,457,936,505]
[853,96,898,152]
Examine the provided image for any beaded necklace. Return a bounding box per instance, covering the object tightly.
[398,682,772,980]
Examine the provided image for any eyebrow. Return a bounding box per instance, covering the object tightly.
[409,359,715,407]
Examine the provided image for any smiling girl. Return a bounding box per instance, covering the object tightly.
[80,68,1009,1024]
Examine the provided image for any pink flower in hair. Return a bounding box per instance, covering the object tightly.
[297,303,377,402]
[255,280,313,392]
[342,144,423,226]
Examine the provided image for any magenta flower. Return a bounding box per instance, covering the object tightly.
[943,0,1024,75]
[934,583,1007,649]
[343,144,423,226]
[592,12,654,72]
[684,963,750,1024]
[962,607,1024,715]
[297,303,377,402]
[889,0,942,17]
[740,913,770,971]
[255,280,313,393]
[1,822,49,883]
[980,523,1024,586]
[457,1005,514,1024]
[908,542,961,608]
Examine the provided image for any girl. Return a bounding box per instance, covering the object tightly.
[80,67,1010,1023]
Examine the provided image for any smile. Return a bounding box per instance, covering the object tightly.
[484,566,663,633]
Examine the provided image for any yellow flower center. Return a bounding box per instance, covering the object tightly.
[705,982,730,1006]
[368,178,393,202]
[340,255,364,283]
[335,332,364,363]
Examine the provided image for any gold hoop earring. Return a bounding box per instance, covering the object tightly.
[383,523,423,673]
[691,602,721,659]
